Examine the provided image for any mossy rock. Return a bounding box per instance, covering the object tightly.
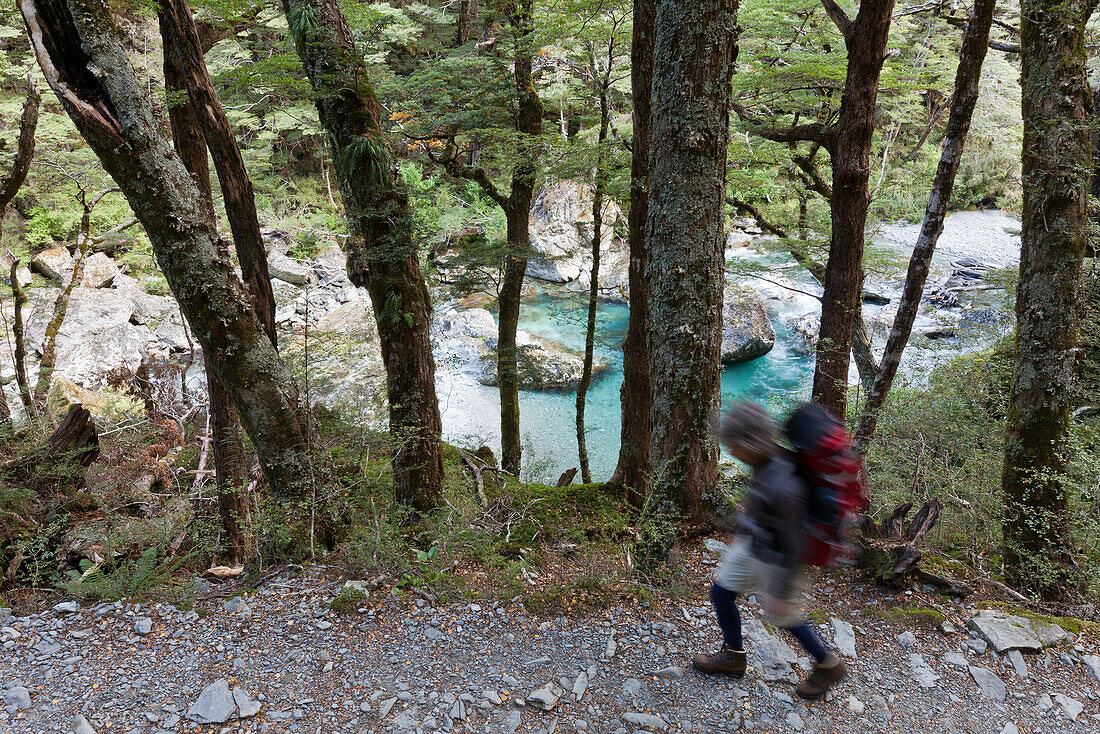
[62,491,99,513]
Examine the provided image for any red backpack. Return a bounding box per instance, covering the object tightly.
[784,403,869,567]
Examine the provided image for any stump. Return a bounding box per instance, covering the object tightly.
[856,499,972,595]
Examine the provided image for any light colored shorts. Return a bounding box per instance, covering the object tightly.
[715,537,806,627]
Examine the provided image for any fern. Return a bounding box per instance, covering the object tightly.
[336,136,391,189]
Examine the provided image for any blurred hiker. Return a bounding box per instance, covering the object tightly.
[692,400,850,700]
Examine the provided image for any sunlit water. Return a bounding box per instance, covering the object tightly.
[437,292,813,483]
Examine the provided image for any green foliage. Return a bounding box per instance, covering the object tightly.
[63,546,193,601]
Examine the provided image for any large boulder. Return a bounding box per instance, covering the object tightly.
[267,251,313,285]
[31,246,74,282]
[721,286,775,364]
[433,307,606,390]
[527,180,626,290]
[80,252,120,289]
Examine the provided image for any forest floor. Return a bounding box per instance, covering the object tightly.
[2,542,1098,734]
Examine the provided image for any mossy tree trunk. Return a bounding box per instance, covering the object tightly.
[21,0,313,498]
[159,3,257,564]
[0,75,39,242]
[647,0,738,519]
[611,0,654,507]
[855,0,995,447]
[283,0,444,509]
[1002,0,1092,599]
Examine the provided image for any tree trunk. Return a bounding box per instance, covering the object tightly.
[10,261,34,416]
[1002,0,1091,598]
[812,0,896,419]
[283,0,444,509]
[577,83,610,485]
[456,0,478,46]
[22,0,312,497]
[612,0,654,507]
[497,1,544,478]
[35,240,89,407]
[0,76,40,241]
[161,14,248,546]
[647,0,738,519]
[855,0,995,446]
[160,0,278,344]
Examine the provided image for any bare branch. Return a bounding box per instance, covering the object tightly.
[732,102,834,149]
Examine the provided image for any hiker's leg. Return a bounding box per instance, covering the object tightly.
[783,622,829,664]
[709,583,743,650]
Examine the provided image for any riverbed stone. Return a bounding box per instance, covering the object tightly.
[721,286,774,364]
[267,251,313,285]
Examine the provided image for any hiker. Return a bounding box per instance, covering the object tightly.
[692,400,848,700]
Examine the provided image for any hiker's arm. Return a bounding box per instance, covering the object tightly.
[770,479,807,600]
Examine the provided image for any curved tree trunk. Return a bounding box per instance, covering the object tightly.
[612,0,654,507]
[1002,0,1092,598]
[811,0,896,419]
[21,0,312,497]
[855,0,995,446]
[0,76,40,241]
[283,0,444,509]
[647,0,738,519]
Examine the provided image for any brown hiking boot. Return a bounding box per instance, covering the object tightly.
[692,645,747,677]
[796,654,847,700]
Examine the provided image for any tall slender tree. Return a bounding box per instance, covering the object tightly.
[611,0,654,506]
[1001,0,1092,598]
[855,0,996,446]
[647,0,738,518]
[432,1,544,477]
[283,0,445,509]
[20,0,313,497]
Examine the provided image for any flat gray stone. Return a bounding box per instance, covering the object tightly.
[2,686,31,710]
[503,710,521,734]
[186,680,236,724]
[896,631,917,649]
[703,539,727,554]
[1082,654,1100,682]
[233,687,261,718]
[908,653,940,688]
[572,671,589,699]
[942,652,969,669]
[72,714,97,734]
[380,697,398,718]
[622,712,668,731]
[786,712,805,731]
[1007,649,1028,678]
[54,602,80,614]
[223,597,250,616]
[1052,693,1083,721]
[745,619,801,683]
[134,618,152,635]
[968,611,1041,653]
[527,682,564,711]
[33,639,61,655]
[969,665,1006,702]
[964,638,988,655]
[831,618,857,658]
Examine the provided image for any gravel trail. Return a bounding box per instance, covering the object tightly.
[2,559,1097,734]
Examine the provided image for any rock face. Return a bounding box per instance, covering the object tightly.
[721,286,775,364]
[526,180,628,299]
[432,307,606,390]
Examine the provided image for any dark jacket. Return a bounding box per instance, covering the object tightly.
[736,450,809,599]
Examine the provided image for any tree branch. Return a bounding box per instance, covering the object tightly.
[732,103,834,149]
[819,0,852,39]
[429,146,511,211]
